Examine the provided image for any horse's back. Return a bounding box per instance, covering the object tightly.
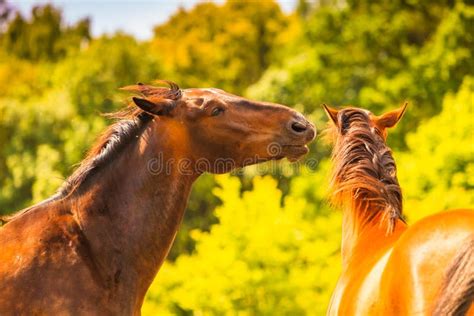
[380,209,474,315]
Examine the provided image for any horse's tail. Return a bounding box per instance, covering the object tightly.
[433,235,474,316]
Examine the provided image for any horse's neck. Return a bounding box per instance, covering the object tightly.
[341,208,407,268]
[328,208,407,315]
[70,123,197,300]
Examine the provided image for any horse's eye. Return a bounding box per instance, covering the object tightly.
[211,107,225,117]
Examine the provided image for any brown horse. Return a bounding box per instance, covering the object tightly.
[323,104,474,315]
[0,81,315,315]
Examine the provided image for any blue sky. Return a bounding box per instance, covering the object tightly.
[13,1,297,40]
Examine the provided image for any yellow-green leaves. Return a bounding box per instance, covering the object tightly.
[144,175,341,315]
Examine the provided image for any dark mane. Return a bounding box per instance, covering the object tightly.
[328,108,403,233]
[1,80,182,224]
[57,115,151,197]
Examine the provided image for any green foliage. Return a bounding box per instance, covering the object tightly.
[143,175,341,315]
[399,77,474,222]
[151,1,288,93]
[52,34,163,115]
[0,89,74,210]
[2,4,90,61]
[0,0,14,29]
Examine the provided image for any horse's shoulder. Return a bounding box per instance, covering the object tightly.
[393,209,473,254]
[0,202,82,267]
[410,208,473,230]
[379,209,474,314]
[387,208,473,272]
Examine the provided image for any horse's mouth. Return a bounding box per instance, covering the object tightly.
[281,144,309,162]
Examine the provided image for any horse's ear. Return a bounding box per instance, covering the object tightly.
[377,102,408,129]
[322,104,339,126]
[132,97,174,116]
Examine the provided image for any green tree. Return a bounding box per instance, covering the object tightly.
[151,1,288,93]
[2,4,90,61]
[398,76,474,222]
[0,0,13,28]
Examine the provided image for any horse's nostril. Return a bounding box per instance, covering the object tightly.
[291,121,307,133]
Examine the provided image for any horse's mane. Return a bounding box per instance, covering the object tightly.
[58,116,150,197]
[327,108,403,233]
[1,81,181,224]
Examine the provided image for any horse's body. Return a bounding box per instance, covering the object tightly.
[0,81,315,315]
[324,105,474,316]
[330,210,474,315]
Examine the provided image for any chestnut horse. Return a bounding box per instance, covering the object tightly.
[0,81,315,315]
[323,104,474,315]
